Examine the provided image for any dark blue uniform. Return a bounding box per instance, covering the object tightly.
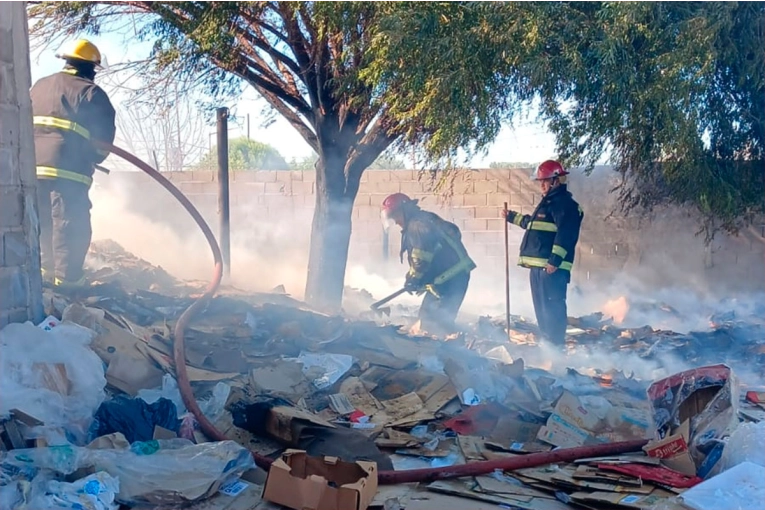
[400,208,476,335]
[31,67,116,285]
[507,184,583,345]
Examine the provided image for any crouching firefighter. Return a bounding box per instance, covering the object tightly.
[381,193,476,336]
[31,39,116,289]
[504,160,583,347]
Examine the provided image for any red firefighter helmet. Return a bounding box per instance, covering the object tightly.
[381,193,414,214]
[381,193,416,230]
[534,160,569,181]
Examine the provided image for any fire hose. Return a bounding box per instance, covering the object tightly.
[102,141,649,484]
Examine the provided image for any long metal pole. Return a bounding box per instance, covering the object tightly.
[216,107,231,278]
[504,201,511,341]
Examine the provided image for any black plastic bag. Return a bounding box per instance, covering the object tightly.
[89,395,181,443]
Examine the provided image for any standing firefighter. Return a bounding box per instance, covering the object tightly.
[382,193,476,335]
[504,160,583,347]
[31,40,116,288]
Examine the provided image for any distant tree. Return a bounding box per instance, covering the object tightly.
[369,153,407,170]
[489,161,535,169]
[288,155,319,171]
[288,151,406,171]
[197,137,288,171]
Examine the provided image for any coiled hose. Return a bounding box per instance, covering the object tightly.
[102,142,648,484]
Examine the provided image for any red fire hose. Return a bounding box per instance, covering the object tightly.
[103,142,649,484]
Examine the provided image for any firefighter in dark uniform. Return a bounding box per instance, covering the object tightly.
[381,193,476,335]
[31,40,116,288]
[504,160,583,347]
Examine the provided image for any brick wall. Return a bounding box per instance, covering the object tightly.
[96,166,765,300]
[0,2,43,327]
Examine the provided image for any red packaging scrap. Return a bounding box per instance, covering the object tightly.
[349,410,367,423]
[596,463,703,489]
[443,403,504,436]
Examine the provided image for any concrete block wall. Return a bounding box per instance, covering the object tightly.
[98,166,765,298]
[0,2,43,327]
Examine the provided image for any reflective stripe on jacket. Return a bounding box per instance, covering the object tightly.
[515,184,583,272]
[401,209,476,291]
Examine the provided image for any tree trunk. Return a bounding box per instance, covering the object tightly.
[304,155,359,311]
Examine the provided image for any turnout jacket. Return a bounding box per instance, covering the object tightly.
[401,209,476,289]
[512,184,583,271]
[31,70,116,187]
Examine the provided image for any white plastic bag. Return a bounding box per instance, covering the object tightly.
[679,461,765,510]
[0,322,106,442]
[137,373,186,413]
[138,374,231,421]
[2,439,256,507]
[28,472,119,510]
[718,420,765,471]
[89,439,255,506]
[297,351,354,389]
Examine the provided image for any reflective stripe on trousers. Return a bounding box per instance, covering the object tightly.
[518,255,573,272]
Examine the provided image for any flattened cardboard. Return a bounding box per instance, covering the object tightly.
[553,391,602,432]
[380,392,425,422]
[262,450,377,510]
[328,393,356,415]
[105,350,164,395]
[569,491,668,509]
[33,363,71,395]
[537,413,593,447]
[490,416,543,444]
[427,480,572,510]
[265,406,335,446]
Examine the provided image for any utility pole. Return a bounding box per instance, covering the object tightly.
[216,107,231,278]
[246,114,251,140]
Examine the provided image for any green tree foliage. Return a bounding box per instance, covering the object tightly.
[197,137,288,170]
[287,152,407,171]
[372,2,765,239]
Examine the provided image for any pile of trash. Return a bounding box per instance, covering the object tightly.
[1,242,763,510]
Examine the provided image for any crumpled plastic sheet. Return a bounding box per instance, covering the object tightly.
[0,439,255,506]
[297,351,354,390]
[0,321,106,443]
[718,420,765,472]
[677,461,765,510]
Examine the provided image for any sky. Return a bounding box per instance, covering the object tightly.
[28,28,559,170]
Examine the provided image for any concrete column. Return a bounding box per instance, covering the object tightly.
[0,1,44,327]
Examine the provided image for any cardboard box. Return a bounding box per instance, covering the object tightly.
[643,421,696,476]
[262,450,377,510]
[648,364,738,476]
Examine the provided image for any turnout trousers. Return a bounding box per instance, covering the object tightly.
[37,178,93,284]
[419,272,470,336]
[529,267,569,345]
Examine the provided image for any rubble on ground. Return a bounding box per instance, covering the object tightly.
[1,241,763,510]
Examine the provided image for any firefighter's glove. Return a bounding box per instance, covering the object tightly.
[404,274,423,294]
[505,209,520,224]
